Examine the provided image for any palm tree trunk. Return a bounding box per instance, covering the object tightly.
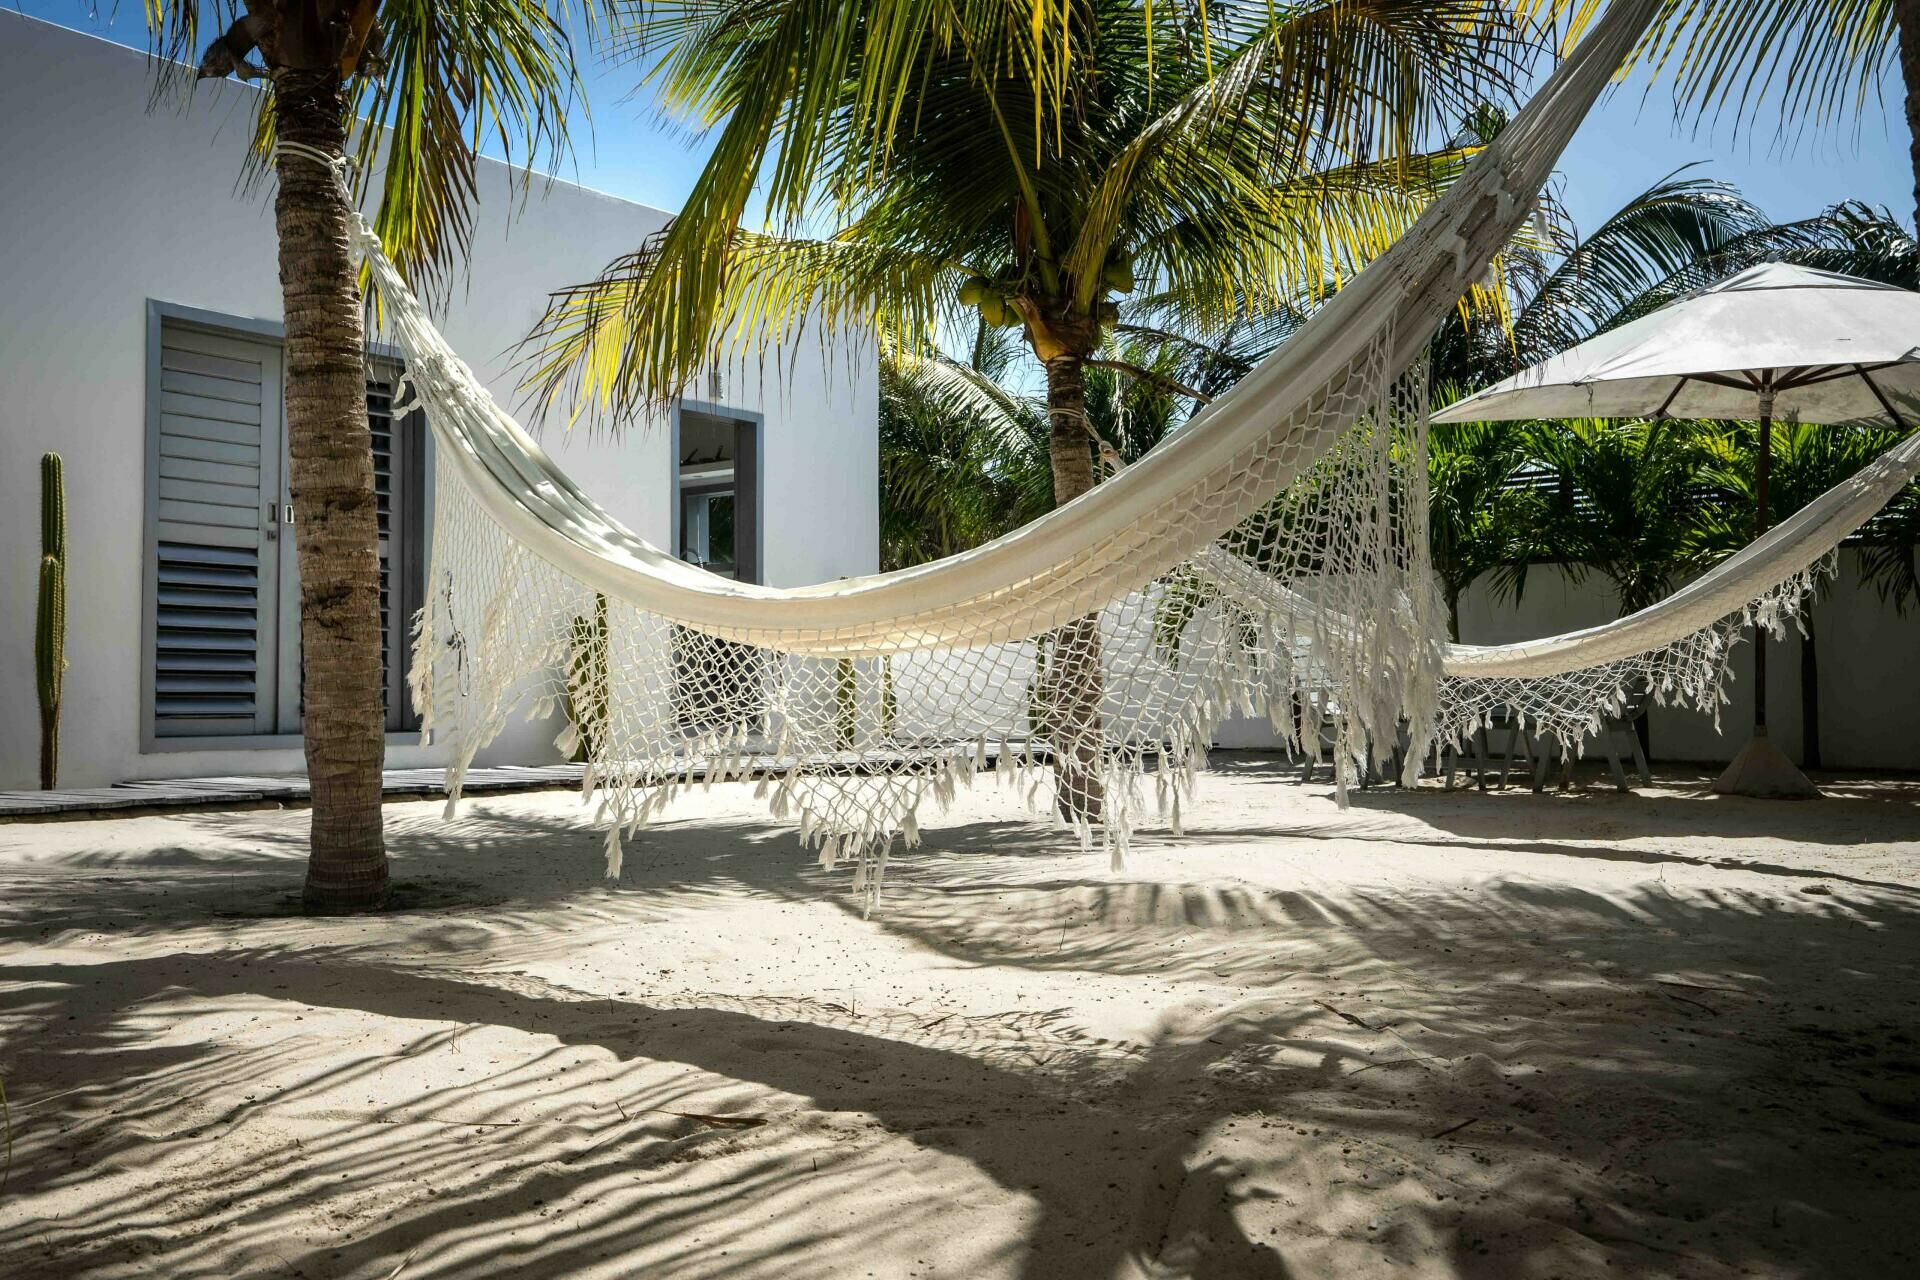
[1046,354,1105,823]
[1898,0,1920,230]
[1800,603,1822,771]
[275,70,390,914]
[1444,584,1463,644]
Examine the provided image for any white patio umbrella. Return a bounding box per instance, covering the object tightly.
[1433,262,1920,798]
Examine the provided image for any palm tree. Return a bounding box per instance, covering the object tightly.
[1692,421,1914,769]
[1528,1,1920,230]
[1523,417,1717,753]
[531,0,1531,819]
[878,326,1048,571]
[1860,489,1920,616]
[1426,417,1546,641]
[147,2,597,912]
[879,327,1199,569]
[1527,419,1713,614]
[1430,168,1893,390]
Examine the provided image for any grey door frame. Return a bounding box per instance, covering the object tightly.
[141,298,429,752]
[670,398,765,585]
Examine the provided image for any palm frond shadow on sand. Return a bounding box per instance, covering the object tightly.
[2,777,1918,1279]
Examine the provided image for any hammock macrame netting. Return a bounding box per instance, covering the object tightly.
[308,0,1916,899]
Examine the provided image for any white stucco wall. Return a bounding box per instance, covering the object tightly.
[0,15,878,789]
[1215,551,1920,771]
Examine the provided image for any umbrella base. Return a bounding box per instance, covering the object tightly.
[1709,730,1822,799]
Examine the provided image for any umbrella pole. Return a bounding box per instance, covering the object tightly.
[1711,384,1816,797]
[1753,392,1772,736]
[1720,379,1820,794]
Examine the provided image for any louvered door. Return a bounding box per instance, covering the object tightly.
[370,364,425,731]
[151,316,425,742]
[150,322,284,736]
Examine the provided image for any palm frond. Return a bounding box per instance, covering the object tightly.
[1526,0,1898,152]
[877,337,1051,567]
[575,0,1078,410]
[525,228,953,425]
[145,2,614,290]
[1512,166,1772,350]
[886,343,1043,457]
[533,0,1539,422]
[357,0,591,289]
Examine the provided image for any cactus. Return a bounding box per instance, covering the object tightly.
[835,657,859,751]
[562,593,609,763]
[880,655,897,740]
[36,453,67,790]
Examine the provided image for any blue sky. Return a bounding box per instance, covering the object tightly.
[21,2,1913,238]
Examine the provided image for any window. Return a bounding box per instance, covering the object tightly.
[673,406,760,583]
[144,306,427,745]
[672,404,763,732]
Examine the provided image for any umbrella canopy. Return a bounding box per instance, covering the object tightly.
[1432,263,1920,427]
[1429,261,1920,800]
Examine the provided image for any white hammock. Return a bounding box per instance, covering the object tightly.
[378,1,1654,654]
[1201,414,1920,749]
[306,0,1913,896]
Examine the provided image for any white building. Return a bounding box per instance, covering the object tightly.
[0,15,878,791]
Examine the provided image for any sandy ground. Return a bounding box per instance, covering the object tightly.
[1,755,1917,1280]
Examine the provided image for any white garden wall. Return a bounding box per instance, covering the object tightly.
[0,15,878,789]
